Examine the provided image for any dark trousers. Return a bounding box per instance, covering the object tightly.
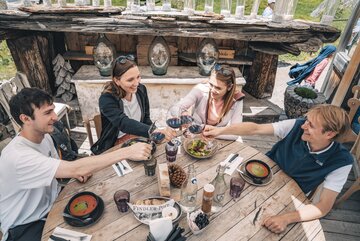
[6,220,45,241]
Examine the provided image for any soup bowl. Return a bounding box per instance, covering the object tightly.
[245,160,270,184]
[67,192,99,219]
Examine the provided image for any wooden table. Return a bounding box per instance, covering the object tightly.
[41,140,326,241]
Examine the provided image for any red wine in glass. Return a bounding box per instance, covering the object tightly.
[180,115,193,125]
[188,124,204,134]
[150,132,166,144]
[166,117,182,129]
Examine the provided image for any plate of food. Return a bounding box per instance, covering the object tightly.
[183,138,218,159]
[128,197,182,225]
[121,137,157,157]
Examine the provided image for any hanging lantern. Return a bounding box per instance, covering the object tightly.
[148,36,171,76]
[93,33,116,77]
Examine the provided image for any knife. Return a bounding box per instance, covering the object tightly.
[50,235,69,241]
[226,154,239,168]
[115,162,123,176]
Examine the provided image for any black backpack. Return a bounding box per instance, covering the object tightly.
[50,121,78,161]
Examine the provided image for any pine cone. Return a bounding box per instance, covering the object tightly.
[168,164,186,188]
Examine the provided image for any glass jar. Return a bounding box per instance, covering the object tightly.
[146,0,155,11]
[0,0,8,10]
[210,163,227,212]
[320,0,340,25]
[74,0,84,6]
[204,0,213,14]
[58,0,67,7]
[220,0,231,18]
[92,0,100,7]
[93,33,116,77]
[272,0,298,23]
[162,0,171,11]
[249,0,260,19]
[179,164,198,213]
[196,38,219,76]
[148,36,171,75]
[104,0,112,8]
[183,0,195,15]
[201,184,214,214]
[235,0,245,19]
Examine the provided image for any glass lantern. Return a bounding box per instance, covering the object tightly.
[148,37,171,75]
[320,0,340,25]
[196,38,219,76]
[0,0,8,10]
[235,0,245,19]
[184,0,196,15]
[249,0,260,19]
[272,0,298,23]
[162,0,171,11]
[204,0,214,14]
[93,33,116,77]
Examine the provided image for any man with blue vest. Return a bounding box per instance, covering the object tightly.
[203,104,353,233]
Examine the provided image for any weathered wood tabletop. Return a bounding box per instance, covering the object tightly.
[41,139,325,241]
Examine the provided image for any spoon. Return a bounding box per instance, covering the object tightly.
[62,213,93,223]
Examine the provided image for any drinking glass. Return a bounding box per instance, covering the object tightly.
[165,141,178,162]
[220,0,232,18]
[229,177,245,199]
[144,157,157,176]
[204,0,213,14]
[235,0,245,19]
[166,106,182,145]
[148,121,166,145]
[114,190,130,212]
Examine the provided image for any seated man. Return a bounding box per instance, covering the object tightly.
[203,104,353,233]
[0,88,152,241]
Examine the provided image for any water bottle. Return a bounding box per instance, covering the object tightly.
[180,164,198,213]
[211,163,227,212]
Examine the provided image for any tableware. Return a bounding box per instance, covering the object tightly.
[161,206,179,220]
[245,160,271,183]
[114,190,130,212]
[226,153,239,169]
[229,177,245,198]
[67,192,98,218]
[148,121,166,144]
[63,192,104,227]
[187,210,209,235]
[144,157,157,176]
[49,235,68,241]
[115,162,124,176]
[121,137,157,158]
[130,197,182,225]
[237,161,273,186]
[183,138,218,159]
[165,141,178,162]
[62,213,93,223]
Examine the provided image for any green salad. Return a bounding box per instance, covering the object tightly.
[188,140,211,157]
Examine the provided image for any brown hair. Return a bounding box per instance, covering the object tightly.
[102,58,136,98]
[207,65,237,123]
[306,104,350,140]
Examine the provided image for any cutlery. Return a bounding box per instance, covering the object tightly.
[115,162,124,176]
[119,161,127,171]
[226,154,239,169]
[53,233,88,241]
[50,235,69,241]
[62,213,93,223]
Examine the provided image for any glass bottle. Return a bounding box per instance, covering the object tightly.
[220,0,231,18]
[201,183,214,214]
[249,0,260,19]
[93,33,116,77]
[162,0,171,11]
[180,164,198,213]
[204,0,213,14]
[235,0,245,19]
[320,0,340,25]
[211,163,227,212]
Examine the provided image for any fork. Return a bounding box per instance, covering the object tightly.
[119,161,127,170]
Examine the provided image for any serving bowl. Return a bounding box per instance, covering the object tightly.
[245,160,271,184]
[67,191,99,219]
[183,138,218,159]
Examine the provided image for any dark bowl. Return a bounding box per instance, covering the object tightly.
[245,160,271,184]
[66,191,100,219]
[121,137,157,157]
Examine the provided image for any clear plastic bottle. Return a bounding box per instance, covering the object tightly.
[211,163,227,212]
[180,164,198,213]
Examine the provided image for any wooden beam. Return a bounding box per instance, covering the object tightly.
[331,43,360,106]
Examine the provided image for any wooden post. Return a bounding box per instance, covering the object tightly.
[6,33,54,93]
[244,51,278,98]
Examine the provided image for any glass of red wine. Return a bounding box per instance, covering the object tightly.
[166,106,182,145]
[188,119,205,135]
[148,121,166,145]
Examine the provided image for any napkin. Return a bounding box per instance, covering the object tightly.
[221,153,243,176]
[49,227,91,241]
[149,217,173,241]
[112,160,133,177]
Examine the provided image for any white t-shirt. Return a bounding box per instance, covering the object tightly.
[0,134,61,241]
[272,119,352,193]
[118,95,141,138]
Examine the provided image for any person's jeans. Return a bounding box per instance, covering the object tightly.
[7,220,45,241]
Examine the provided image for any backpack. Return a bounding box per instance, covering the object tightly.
[50,121,78,161]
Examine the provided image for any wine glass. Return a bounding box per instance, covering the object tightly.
[148,120,166,145]
[166,106,182,145]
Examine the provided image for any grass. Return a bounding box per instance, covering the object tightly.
[0,0,354,79]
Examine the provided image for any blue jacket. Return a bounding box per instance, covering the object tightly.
[266,119,353,193]
[287,45,336,86]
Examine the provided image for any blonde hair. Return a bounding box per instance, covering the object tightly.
[208,65,237,123]
[306,104,350,140]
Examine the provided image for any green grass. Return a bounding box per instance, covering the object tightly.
[0,0,353,78]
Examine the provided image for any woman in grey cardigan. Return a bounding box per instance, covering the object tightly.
[91,56,174,155]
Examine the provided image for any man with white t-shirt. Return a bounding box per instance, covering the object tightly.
[0,88,152,241]
[203,104,353,233]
